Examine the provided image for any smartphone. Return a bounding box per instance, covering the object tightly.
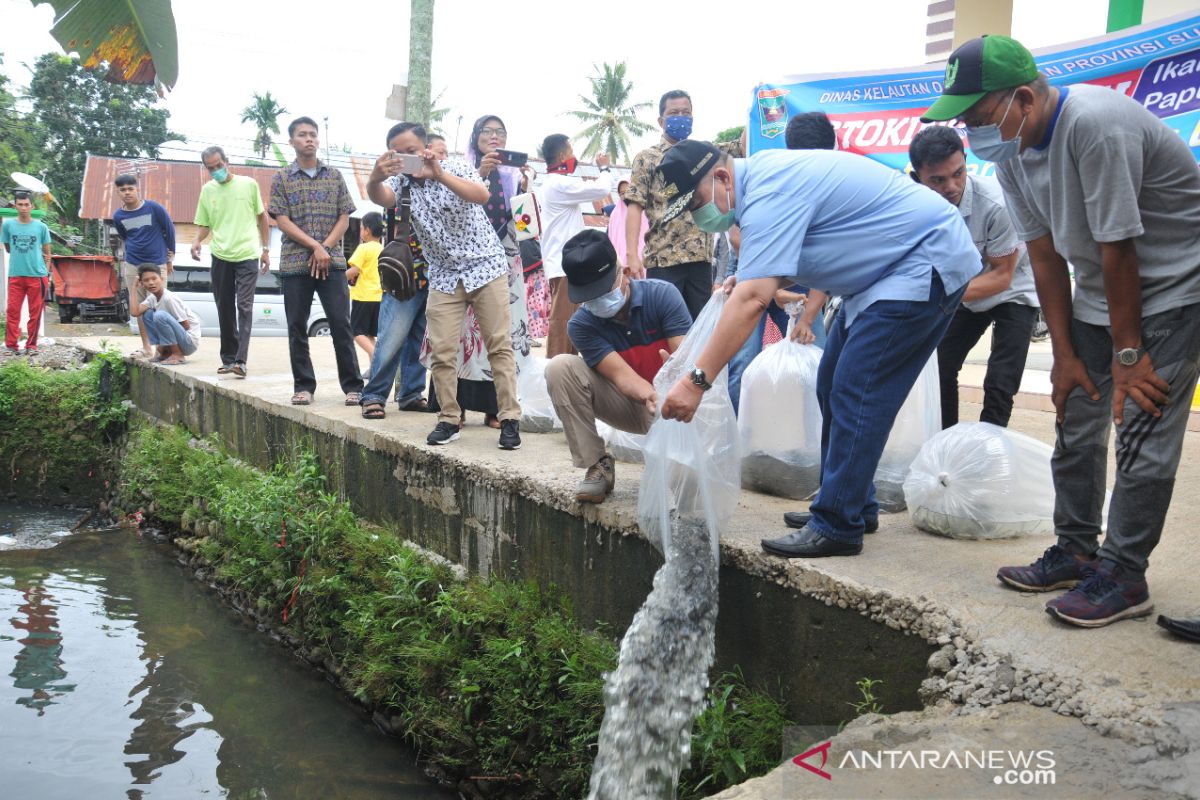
[495,149,528,168]
[390,152,424,175]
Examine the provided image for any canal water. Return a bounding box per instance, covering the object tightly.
[0,503,453,799]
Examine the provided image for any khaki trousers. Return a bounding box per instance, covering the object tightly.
[547,277,578,358]
[545,354,654,468]
[426,275,520,425]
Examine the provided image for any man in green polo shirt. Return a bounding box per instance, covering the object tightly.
[923,35,1200,628]
[190,146,271,377]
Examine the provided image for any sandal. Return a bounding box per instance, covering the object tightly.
[161,356,186,365]
[291,391,313,405]
[345,392,362,406]
[362,402,386,420]
[398,398,430,412]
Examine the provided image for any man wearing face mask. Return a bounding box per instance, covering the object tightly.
[623,90,744,320]
[545,229,692,504]
[538,134,614,358]
[923,35,1200,628]
[657,141,979,557]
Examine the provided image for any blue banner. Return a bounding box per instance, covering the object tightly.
[748,12,1200,176]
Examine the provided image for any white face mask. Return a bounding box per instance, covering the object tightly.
[582,283,626,318]
[966,90,1026,163]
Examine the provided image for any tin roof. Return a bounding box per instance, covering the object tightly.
[80,154,386,223]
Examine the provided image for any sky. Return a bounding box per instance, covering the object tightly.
[0,0,1111,169]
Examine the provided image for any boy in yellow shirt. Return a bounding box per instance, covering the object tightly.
[347,211,384,359]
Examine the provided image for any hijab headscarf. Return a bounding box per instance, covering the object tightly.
[468,114,521,235]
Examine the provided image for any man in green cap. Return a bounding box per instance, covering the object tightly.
[922,35,1200,629]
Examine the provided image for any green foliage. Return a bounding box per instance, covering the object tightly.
[240,91,288,160]
[119,424,794,797]
[680,670,792,797]
[568,61,654,165]
[849,677,885,717]
[0,53,48,197]
[0,350,128,497]
[715,125,745,144]
[27,53,181,221]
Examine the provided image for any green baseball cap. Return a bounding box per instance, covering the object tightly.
[921,35,1039,122]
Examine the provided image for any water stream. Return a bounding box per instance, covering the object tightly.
[0,503,453,800]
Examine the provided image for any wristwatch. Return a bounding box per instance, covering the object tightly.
[689,367,712,391]
[1115,346,1145,366]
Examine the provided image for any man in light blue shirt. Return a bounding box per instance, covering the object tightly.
[659,141,979,558]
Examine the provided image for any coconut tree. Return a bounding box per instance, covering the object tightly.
[241,92,288,159]
[568,62,653,165]
[405,0,435,125]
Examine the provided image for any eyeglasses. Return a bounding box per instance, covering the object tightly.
[479,127,507,138]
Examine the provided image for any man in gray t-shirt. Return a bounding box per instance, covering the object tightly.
[909,125,1040,430]
[924,35,1200,630]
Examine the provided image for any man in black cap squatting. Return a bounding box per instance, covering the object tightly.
[923,35,1200,630]
[544,228,693,504]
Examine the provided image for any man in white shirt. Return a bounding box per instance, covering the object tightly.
[537,134,613,357]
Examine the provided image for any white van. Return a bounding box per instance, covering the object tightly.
[128,263,334,338]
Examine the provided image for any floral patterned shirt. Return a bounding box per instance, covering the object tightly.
[386,159,509,295]
[268,161,356,276]
[622,136,744,269]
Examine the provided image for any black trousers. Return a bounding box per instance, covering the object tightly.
[647,260,712,321]
[937,301,1039,429]
[281,271,363,395]
[210,257,259,365]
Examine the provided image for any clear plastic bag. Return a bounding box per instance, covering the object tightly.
[903,422,1055,539]
[637,293,741,560]
[874,353,941,512]
[596,420,646,463]
[517,356,561,433]
[738,326,823,499]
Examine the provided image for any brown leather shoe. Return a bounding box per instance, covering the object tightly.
[576,455,615,504]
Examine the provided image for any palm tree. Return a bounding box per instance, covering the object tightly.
[241,91,288,159]
[568,62,653,165]
[405,0,435,125]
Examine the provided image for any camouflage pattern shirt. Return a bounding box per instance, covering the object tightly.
[622,136,744,270]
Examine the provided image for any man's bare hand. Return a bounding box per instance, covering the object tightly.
[190,242,202,261]
[627,253,646,280]
[1112,353,1169,425]
[259,249,271,274]
[790,319,816,345]
[309,246,331,278]
[1050,353,1101,424]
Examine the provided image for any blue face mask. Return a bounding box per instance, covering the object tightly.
[210,167,229,183]
[692,173,736,233]
[966,90,1026,163]
[663,115,693,141]
[583,283,626,318]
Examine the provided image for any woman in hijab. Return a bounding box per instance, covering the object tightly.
[424,114,534,428]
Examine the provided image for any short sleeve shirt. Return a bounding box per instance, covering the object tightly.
[1,219,51,277]
[385,159,509,295]
[268,162,356,276]
[194,174,265,262]
[143,288,201,346]
[995,84,1200,325]
[623,136,743,269]
[568,279,693,383]
[348,241,383,302]
[958,175,1039,313]
[733,149,979,326]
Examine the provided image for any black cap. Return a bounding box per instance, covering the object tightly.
[655,140,723,224]
[562,228,619,303]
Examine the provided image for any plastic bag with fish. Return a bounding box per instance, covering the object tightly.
[637,293,741,561]
[874,353,941,512]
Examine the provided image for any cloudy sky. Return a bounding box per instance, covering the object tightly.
[1,0,1109,166]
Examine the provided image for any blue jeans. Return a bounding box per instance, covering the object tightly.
[142,308,197,356]
[361,289,428,407]
[809,273,963,543]
[727,301,826,415]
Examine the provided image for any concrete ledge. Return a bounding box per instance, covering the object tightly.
[78,339,1200,754]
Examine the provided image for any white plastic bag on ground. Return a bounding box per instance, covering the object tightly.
[874,353,941,512]
[738,328,823,499]
[903,422,1055,539]
[637,293,741,560]
[596,420,646,463]
[517,355,561,433]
